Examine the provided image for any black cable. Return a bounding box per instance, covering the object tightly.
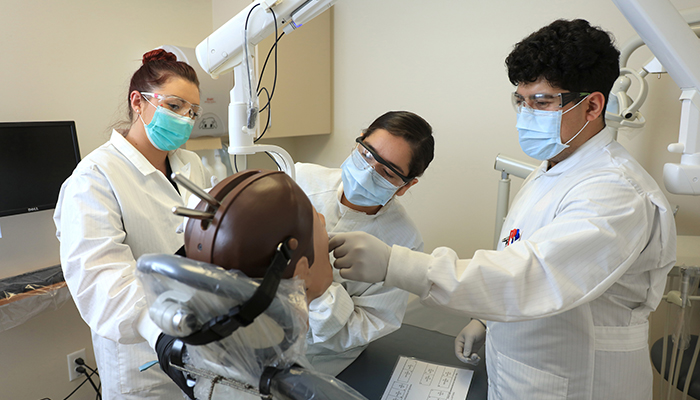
[258,32,284,98]
[262,29,280,113]
[244,3,260,30]
[234,155,239,173]
[265,151,281,171]
[244,3,262,103]
[257,32,282,114]
[257,7,282,114]
[73,358,101,399]
[62,369,99,400]
[62,377,88,400]
[76,367,101,399]
[255,87,272,142]
[258,44,281,113]
[257,7,279,91]
[255,8,281,142]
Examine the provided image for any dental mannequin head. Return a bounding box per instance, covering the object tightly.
[184,170,333,301]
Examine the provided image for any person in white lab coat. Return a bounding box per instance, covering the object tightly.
[329,19,676,400]
[295,111,435,375]
[54,49,209,399]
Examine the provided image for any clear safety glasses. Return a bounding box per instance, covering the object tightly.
[141,92,203,119]
[353,137,411,187]
[511,91,591,113]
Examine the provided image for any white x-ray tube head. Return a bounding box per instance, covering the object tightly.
[194,0,338,180]
[196,0,338,79]
[614,0,700,195]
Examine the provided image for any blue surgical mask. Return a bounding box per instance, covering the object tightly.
[516,96,589,161]
[140,106,194,151]
[341,150,400,207]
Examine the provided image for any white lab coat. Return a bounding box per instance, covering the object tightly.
[54,131,208,400]
[295,162,423,375]
[386,128,676,400]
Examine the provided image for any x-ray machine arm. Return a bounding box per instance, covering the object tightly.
[195,0,338,179]
[614,0,700,195]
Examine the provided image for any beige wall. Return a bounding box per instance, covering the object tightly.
[0,1,211,398]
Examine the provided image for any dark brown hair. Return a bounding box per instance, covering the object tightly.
[363,111,434,178]
[126,49,200,121]
[506,19,620,109]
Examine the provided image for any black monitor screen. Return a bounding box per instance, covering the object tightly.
[0,121,81,217]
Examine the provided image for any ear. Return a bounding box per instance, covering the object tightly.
[396,178,418,197]
[129,91,144,115]
[585,92,606,121]
[292,256,310,286]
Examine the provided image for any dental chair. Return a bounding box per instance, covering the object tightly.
[136,170,368,400]
[651,266,700,400]
[137,253,366,400]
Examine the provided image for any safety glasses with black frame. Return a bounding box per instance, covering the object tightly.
[354,137,412,187]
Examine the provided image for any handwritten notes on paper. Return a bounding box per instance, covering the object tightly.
[381,356,474,400]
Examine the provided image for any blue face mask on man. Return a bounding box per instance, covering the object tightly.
[140,106,194,151]
[516,96,589,161]
[341,150,401,207]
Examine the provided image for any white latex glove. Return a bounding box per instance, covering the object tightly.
[328,231,391,283]
[454,319,487,365]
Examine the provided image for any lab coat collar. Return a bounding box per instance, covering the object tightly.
[110,130,192,179]
[168,150,192,180]
[540,126,614,177]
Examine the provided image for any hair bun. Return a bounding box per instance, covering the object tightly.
[142,49,177,64]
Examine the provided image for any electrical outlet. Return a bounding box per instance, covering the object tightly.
[67,348,87,381]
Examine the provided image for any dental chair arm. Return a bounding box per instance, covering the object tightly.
[156,333,195,399]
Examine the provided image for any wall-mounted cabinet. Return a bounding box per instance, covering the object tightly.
[255,8,332,139]
[210,0,332,141]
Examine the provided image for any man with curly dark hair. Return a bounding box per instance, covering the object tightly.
[506,18,623,167]
[329,19,676,399]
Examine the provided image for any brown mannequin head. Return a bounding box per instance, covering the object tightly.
[184,170,315,279]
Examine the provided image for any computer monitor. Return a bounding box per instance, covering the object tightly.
[0,121,80,218]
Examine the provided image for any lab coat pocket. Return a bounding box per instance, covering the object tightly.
[117,341,168,394]
[495,351,568,400]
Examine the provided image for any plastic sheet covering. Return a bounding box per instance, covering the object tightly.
[0,265,71,332]
[264,366,368,400]
[138,254,359,399]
